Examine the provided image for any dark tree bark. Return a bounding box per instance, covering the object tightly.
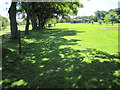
[31,15,37,30]
[38,14,45,29]
[25,15,30,35]
[41,19,46,29]
[38,14,41,29]
[112,21,114,25]
[40,15,46,29]
[31,2,37,30]
[18,30,22,54]
[8,2,19,39]
[25,3,30,35]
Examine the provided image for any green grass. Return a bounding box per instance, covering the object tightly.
[50,23,118,54]
[2,23,120,88]
[0,25,32,35]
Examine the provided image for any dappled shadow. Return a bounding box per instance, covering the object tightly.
[2,28,120,88]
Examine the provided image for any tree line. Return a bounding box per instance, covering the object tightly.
[8,1,83,39]
[2,1,120,39]
[95,9,119,25]
[60,8,119,25]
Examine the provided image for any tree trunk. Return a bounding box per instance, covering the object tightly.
[31,2,37,30]
[18,30,22,54]
[40,21,45,29]
[25,15,30,35]
[41,18,46,29]
[8,2,19,39]
[25,3,30,35]
[38,14,41,29]
[38,17,44,29]
[31,15,37,30]
[112,21,114,25]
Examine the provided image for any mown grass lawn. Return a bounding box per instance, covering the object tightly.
[50,23,119,54]
[2,23,120,88]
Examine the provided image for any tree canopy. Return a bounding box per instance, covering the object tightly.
[104,11,118,25]
[8,1,83,39]
[94,10,108,21]
[18,2,83,29]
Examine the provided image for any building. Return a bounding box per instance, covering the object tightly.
[71,19,91,23]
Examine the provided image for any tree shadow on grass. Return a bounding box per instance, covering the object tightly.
[2,28,120,88]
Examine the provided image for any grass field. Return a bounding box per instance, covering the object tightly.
[1,23,120,88]
[51,23,119,54]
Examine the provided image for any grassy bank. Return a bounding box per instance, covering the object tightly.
[2,23,120,88]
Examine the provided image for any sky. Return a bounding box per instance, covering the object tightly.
[0,0,119,20]
[0,0,11,18]
[78,0,120,16]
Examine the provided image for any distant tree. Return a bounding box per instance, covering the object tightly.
[46,18,57,26]
[104,15,110,25]
[60,19,66,23]
[109,8,120,15]
[104,11,118,25]
[107,8,120,23]
[98,19,103,25]
[109,12,118,25]
[64,16,71,23]
[94,10,108,21]
[91,20,94,24]
[89,15,97,22]
[0,15,9,30]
